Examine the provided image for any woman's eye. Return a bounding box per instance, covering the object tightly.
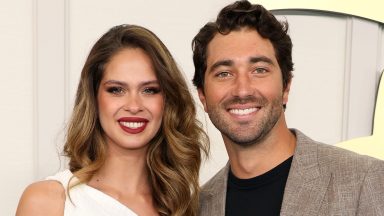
[143,87,161,95]
[106,86,124,95]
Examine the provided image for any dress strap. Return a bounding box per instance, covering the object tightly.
[46,169,73,191]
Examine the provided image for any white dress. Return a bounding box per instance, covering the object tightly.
[46,169,138,216]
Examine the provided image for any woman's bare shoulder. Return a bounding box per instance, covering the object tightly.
[16,180,66,216]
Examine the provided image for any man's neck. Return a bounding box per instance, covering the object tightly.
[224,127,296,179]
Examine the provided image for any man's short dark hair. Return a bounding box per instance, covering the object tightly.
[192,0,294,90]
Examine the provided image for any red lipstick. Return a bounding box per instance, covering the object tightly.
[118,117,148,134]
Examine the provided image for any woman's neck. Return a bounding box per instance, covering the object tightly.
[89,146,150,196]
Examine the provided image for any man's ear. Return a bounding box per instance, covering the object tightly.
[197,88,208,112]
[283,79,292,105]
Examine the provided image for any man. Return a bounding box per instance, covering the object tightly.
[192,1,384,215]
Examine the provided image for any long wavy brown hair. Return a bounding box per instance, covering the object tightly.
[64,24,209,216]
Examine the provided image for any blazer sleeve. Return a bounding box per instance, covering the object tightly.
[357,159,384,215]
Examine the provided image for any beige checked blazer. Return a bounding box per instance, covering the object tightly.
[199,129,384,215]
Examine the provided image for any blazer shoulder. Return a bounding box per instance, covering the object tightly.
[16,180,66,216]
[316,143,384,174]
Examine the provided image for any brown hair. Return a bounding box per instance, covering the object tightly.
[192,0,294,90]
[64,24,208,216]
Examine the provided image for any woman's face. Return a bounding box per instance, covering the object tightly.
[97,48,164,153]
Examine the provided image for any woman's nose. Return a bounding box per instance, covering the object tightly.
[123,93,143,113]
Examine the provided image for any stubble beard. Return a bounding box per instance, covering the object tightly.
[206,95,284,147]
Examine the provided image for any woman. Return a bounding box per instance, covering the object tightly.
[16,24,208,216]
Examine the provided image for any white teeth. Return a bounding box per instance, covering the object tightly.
[229,108,257,115]
[120,122,145,129]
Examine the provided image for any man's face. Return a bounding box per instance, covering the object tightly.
[198,28,290,147]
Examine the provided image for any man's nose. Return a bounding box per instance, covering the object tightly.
[231,74,255,97]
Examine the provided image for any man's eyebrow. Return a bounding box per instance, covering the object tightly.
[249,56,274,65]
[209,59,233,72]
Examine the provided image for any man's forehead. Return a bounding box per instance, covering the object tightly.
[206,29,277,66]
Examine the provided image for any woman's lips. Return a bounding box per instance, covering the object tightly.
[118,117,148,134]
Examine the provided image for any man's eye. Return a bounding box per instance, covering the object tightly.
[216,71,231,78]
[143,87,161,95]
[106,86,124,95]
[254,68,267,74]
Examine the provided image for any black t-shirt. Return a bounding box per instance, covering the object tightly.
[225,156,293,216]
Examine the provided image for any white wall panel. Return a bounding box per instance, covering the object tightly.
[0,1,34,215]
[347,18,381,140]
[379,26,384,76]
[36,0,67,180]
[276,13,347,144]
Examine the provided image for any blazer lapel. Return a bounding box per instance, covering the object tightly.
[280,130,331,215]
